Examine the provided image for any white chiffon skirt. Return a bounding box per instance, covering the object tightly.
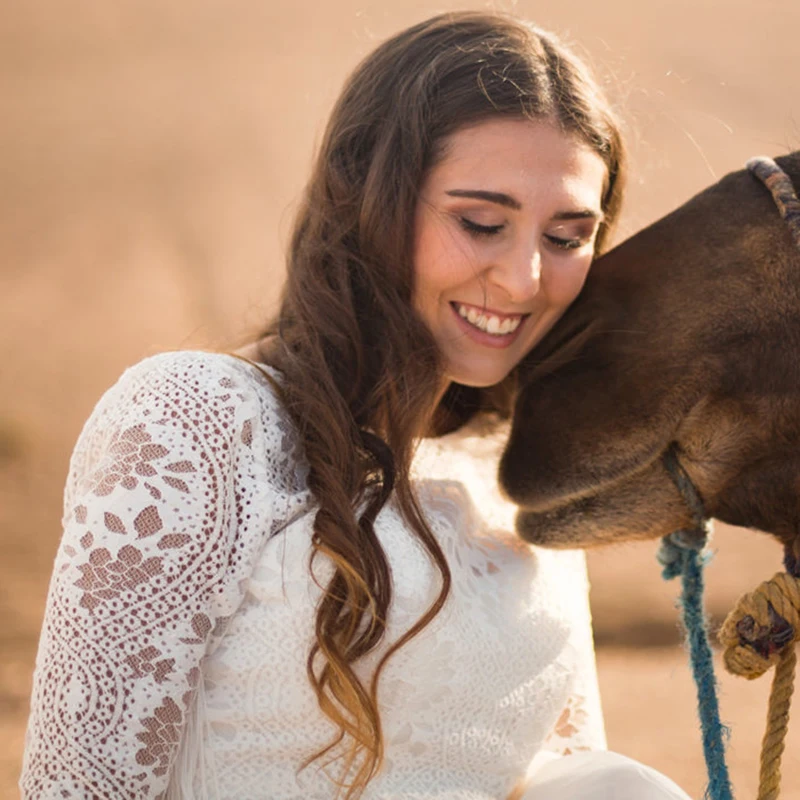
[518,750,693,800]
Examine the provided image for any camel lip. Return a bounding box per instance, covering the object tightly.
[502,441,676,514]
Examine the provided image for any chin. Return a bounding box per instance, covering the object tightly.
[447,369,513,389]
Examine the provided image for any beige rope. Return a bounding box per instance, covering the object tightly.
[718,572,800,800]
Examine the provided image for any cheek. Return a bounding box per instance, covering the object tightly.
[411,219,439,313]
[413,218,476,301]
[543,257,593,307]
[412,243,445,314]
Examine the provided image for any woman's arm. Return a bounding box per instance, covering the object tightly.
[506,553,606,800]
[541,552,607,755]
[20,352,284,799]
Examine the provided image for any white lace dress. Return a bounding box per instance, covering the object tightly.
[20,351,691,799]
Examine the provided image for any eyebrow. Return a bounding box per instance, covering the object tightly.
[446,189,521,210]
[444,189,604,222]
[553,209,605,222]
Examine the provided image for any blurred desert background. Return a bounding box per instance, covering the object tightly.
[2,0,800,797]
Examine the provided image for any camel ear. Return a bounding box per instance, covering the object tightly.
[500,344,693,512]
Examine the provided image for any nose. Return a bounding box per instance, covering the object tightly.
[488,241,542,303]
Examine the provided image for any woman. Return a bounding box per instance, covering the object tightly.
[21,11,691,799]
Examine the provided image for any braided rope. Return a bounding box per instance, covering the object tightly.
[659,447,734,800]
[717,574,800,800]
[653,156,800,799]
[730,154,800,800]
[747,156,800,244]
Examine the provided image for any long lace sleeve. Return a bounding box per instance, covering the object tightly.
[20,351,297,799]
[540,552,607,755]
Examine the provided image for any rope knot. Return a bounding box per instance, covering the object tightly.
[657,526,711,580]
[718,572,800,679]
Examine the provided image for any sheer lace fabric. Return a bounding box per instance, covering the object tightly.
[20,351,686,799]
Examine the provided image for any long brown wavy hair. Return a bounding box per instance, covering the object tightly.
[250,10,627,797]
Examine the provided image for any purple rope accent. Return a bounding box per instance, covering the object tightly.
[747,156,800,247]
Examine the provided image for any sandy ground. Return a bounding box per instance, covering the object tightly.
[2,1,800,797]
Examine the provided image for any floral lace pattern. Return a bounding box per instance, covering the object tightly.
[21,351,605,800]
[547,694,592,756]
[21,352,308,799]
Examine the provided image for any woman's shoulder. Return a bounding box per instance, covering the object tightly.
[64,349,309,537]
[91,349,287,431]
[113,348,283,402]
[74,349,301,488]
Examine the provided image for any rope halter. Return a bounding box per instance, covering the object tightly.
[658,155,800,800]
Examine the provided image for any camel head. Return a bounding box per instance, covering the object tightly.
[500,152,800,560]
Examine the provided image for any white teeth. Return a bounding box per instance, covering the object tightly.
[455,304,522,336]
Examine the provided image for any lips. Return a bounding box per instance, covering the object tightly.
[449,302,529,349]
[452,302,526,335]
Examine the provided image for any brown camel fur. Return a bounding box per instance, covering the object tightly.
[499,152,800,566]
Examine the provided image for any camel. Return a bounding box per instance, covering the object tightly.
[499,152,800,572]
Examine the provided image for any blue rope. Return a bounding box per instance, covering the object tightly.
[658,529,734,800]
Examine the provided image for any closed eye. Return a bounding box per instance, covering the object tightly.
[459,217,505,237]
[545,234,586,250]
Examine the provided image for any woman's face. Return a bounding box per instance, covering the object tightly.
[412,117,608,388]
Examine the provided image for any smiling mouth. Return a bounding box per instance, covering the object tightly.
[452,302,526,335]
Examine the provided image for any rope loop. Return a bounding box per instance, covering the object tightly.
[718,571,800,800]
[718,572,800,679]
